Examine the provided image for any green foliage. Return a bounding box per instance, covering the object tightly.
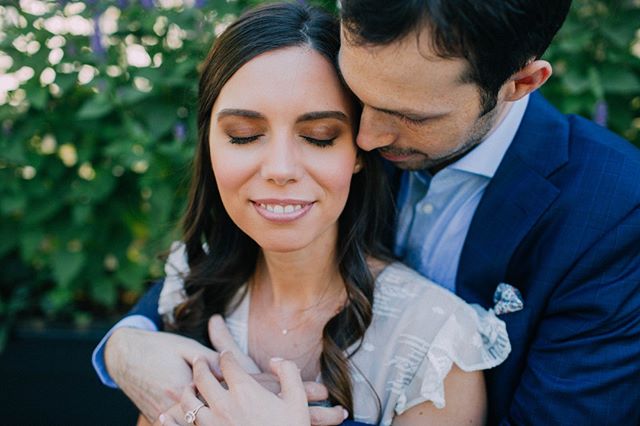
[541,0,640,143]
[0,0,239,324]
[0,0,638,326]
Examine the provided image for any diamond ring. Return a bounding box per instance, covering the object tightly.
[185,402,206,424]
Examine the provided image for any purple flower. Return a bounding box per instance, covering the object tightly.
[174,122,187,142]
[140,0,154,9]
[593,100,608,127]
[117,0,129,9]
[91,14,107,61]
[2,120,12,137]
[194,0,207,8]
[66,42,78,57]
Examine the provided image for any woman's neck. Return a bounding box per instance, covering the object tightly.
[254,244,344,312]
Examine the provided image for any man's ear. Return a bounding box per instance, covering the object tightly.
[503,60,552,101]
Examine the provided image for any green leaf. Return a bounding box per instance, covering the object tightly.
[562,67,591,94]
[587,67,604,99]
[51,251,86,288]
[19,230,43,260]
[600,66,640,94]
[77,95,114,120]
[90,276,118,308]
[27,87,49,110]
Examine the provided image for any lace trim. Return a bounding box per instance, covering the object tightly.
[395,304,511,413]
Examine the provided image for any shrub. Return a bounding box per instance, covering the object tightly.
[0,0,638,338]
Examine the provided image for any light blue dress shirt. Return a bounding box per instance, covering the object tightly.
[92,95,529,386]
[394,95,529,292]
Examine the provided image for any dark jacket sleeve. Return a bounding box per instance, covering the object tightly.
[127,279,165,330]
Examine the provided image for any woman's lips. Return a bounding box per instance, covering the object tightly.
[252,199,314,223]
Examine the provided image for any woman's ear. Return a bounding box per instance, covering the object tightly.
[502,59,553,102]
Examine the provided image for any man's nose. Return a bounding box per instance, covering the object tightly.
[356,106,396,151]
[259,135,301,185]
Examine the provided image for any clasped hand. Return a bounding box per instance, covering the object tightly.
[106,315,347,426]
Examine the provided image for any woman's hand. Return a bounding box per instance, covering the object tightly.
[168,352,310,426]
[158,352,348,426]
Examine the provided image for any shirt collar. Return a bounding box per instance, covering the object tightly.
[449,94,529,179]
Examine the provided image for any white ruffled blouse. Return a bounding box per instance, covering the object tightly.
[159,243,511,425]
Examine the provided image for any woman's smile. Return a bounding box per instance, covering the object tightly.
[251,199,315,223]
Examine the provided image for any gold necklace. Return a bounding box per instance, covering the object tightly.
[251,275,345,336]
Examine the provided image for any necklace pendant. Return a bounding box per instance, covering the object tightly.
[282,329,288,335]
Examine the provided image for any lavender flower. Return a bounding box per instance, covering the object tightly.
[174,122,187,142]
[2,120,12,137]
[194,0,207,8]
[593,100,608,127]
[117,0,129,9]
[90,14,107,62]
[140,0,154,9]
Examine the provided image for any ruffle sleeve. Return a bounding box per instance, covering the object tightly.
[157,241,189,324]
[394,303,510,414]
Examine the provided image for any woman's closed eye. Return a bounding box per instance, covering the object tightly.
[228,134,263,144]
[302,135,336,148]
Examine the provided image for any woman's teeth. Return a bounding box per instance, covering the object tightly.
[259,203,303,214]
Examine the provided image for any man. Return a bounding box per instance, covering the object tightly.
[94,1,640,424]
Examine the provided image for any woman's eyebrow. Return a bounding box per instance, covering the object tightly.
[296,111,349,123]
[216,109,264,120]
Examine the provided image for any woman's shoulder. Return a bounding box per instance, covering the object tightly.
[373,262,467,319]
[352,262,511,420]
[370,261,511,370]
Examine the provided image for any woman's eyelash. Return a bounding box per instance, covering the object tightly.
[303,136,336,148]
[227,135,335,147]
[228,135,261,144]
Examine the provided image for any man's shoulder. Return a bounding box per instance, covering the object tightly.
[518,93,640,207]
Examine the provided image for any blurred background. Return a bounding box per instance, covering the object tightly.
[0,0,639,423]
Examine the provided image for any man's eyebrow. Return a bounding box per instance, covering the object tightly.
[216,109,264,120]
[296,111,349,123]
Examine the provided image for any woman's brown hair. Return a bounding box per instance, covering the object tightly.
[169,2,393,416]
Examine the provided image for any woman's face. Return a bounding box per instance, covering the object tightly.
[209,46,360,254]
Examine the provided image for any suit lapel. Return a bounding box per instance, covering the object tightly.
[456,92,569,306]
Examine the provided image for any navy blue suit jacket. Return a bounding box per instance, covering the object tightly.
[129,93,640,425]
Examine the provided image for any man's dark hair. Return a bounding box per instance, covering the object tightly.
[341,0,572,114]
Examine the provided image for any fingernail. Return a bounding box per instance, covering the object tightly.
[192,356,200,365]
[343,408,348,419]
[271,357,283,362]
[159,414,166,425]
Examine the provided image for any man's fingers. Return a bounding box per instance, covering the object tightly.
[208,315,260,374]
[308,405,349,426]
[269,358,306,405]
[192,358,227,407]
[304,381,329,402]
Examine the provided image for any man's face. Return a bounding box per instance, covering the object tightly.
[339,26,503,171]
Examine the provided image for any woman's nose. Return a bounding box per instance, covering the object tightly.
[356,106,396,151]
[259,135,301,185]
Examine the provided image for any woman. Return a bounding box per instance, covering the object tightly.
[154,3,509,425]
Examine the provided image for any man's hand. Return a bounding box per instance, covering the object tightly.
[110,315,347,425]
[105,328,218,422]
